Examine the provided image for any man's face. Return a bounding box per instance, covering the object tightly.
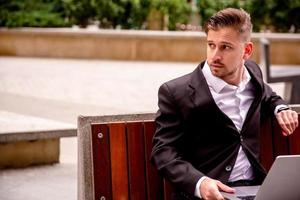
[206,27,252,83]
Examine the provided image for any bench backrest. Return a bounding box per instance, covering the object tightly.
[78,113,300,200]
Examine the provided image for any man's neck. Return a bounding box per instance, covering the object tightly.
[223,66,245,86]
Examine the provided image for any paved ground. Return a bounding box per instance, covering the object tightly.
[0,56,198,200]
[0,56,286,200]
[0,57,198,127]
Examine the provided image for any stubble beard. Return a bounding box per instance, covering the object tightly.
[210,64,242,85]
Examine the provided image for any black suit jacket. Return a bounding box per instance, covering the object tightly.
[151,60,286,198]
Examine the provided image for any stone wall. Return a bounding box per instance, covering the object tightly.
[0,28,299,64]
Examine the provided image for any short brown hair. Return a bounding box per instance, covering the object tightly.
[204,8,253,42]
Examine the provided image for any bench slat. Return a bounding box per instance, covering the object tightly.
[163,179,173,200]
[272,120,290,156]
[144,121,164,200]
[91,124,112,200]
[288,119,300,154]
[260,118,274,171]
[110,123,129,200]
[127,122,147,200]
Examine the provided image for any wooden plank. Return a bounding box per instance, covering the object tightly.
[288,114,300,154]
[144,121,164,200]
[260,118,274,171]
[91,124,112,200]
[109,122,129,200]
[271,118,290,156]
[126,122,147,200]
[163,179,173,200]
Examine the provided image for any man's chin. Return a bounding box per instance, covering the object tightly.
[211,69,223,77]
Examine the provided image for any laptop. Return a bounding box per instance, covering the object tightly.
[221,155,300,200]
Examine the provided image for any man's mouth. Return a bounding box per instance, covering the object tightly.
[211,63,224,68]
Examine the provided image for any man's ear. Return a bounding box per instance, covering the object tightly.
[243,42,253,60]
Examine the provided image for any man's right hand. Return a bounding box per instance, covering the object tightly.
[200,177,235,200]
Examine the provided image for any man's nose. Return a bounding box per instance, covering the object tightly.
[212,48,222,61]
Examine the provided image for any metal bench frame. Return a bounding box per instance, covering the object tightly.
[260,38,300,103]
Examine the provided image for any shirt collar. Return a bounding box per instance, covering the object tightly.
[202,61,251,93]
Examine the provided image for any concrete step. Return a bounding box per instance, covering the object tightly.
[0,137,77,200]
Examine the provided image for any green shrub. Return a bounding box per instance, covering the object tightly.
[93,0,151,29]
[62,0,151,29]
[0,0,71,27]
[62,0,95,27]
[197,0,300,33]
[151,0,192,30]
[244,0,300,32]
[92,0,191,30]
[1,0,299,32]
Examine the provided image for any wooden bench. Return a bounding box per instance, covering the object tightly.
[78,111,300,200]
[260,38,300,103]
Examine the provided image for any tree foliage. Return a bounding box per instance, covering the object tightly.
[93,0,151,29]
[0,0,299,32]
[0,0,70,27]
[63,0,95,27]
[63,0,191,30]
[151,0,192,30]
[197,0,300,32]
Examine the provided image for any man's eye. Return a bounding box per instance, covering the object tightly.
[208,43,215,48]
[222,45,231,50]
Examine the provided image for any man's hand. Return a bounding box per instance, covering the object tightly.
[275,109,299,136]
[200,177,234,200]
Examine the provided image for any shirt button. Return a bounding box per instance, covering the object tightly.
[225,165,232,171]
[240,135,243,142]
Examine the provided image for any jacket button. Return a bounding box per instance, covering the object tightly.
[225,165,232,171]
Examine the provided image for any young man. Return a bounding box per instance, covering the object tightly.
[151,8,298,200]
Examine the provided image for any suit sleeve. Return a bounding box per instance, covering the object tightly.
[151,83,203,195]
[261,82,287,116]
[248,60,287,116]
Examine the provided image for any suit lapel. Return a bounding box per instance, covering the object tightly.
[187,62,212,109]
[244,60,264,91]
[187,62,238,134]
[242,60,264,132]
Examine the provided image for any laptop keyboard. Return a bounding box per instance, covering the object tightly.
[237,195,255,200]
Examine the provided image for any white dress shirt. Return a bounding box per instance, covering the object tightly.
[195,61,255,198]
[203,61,256,181]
